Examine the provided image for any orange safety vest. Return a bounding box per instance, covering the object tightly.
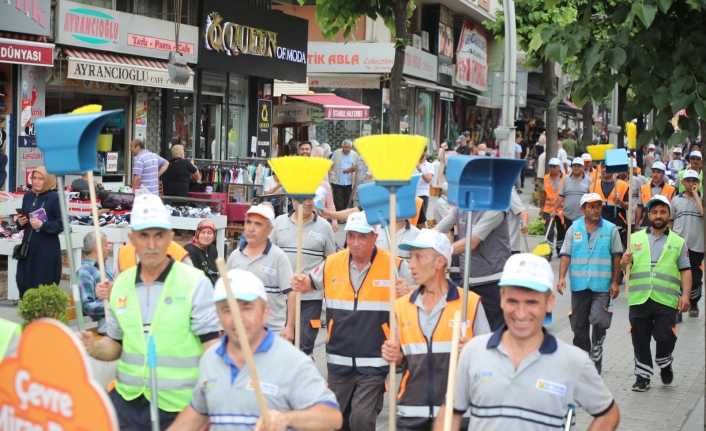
[543,173,567,214]
[118,241,190,272]
[594,178,630,224]
[396,285,479,427]
[410,197,424,226]
[324,247,401,376]
[640,182,675,206]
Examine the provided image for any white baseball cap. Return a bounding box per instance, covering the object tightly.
[441,182,448,192]
[651,161,667,171]
[648,143,656,149]
[683,169,700,180]
[344,212,374,234]
[645,194,671,211]
[499,253,555,324]
[399,229,453,262]
[690,150,702,159]
[673,147,682,154]
[130,194,172,231]
[548,158,561,166]
[580,193,603,206]
[246,204,275,223]
[571,157,584,166]
[214,269,268,303]
[582,153,592,161]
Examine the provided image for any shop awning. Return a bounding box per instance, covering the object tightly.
[63,48,194,91]
[285,94,369,120]
[0,32,54,66]
[403,77,454,101]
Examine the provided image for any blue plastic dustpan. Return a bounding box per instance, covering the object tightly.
[604,149,629,174]
[35,109,123,175]
[447,156,526,211]
[359,175,421,226]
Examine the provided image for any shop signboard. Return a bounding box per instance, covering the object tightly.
[309,76,380,89]
[324,107,369,120]
[0,39,54,67]
[66,57,194,90]
[0,0,51,36]
[134,93,147,140]
[56,0,199,63]
[455,20,489,92]
[200,0,308,82]
[16,65,45,188]
[273,104,311,125]
[256,100,272,158]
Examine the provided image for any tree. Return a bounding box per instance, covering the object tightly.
[302,0,415,134]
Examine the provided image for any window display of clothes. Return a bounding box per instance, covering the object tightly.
[192,158,270,198]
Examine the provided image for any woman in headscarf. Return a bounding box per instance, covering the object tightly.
[183,219,218,285]
[16,166,63,298]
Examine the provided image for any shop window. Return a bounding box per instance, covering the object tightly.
[226,75,248,159]
[172,91,195,158]
[415,92,432,142]
[115,0,198,24]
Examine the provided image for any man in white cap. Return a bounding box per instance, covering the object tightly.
[542,158,568,259]
[582,153,595,176]
[670,169,704,319]
[382,229,489,430]
[618,158,645,231]
[636,161,675,228]
[621,195,692,391]
[668,147,685,172]
[227,204,295,340]
[552,157,593,244]
[678,150,703,194]
[591,164,630,247]
[435,253,620,431]
[557,193,623,375]
[80,194,221,430]
[167,269,343,431]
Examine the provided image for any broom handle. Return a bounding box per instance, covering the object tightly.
[626,156,634,298]
[295,204,303,350]
[461,210,472,338]
[443,310,462,431]
[216,258,269,429]
[544,217,555,241]
[388,193,398,431]
[56,176,84,333]
[87,171,109,316]
[383,225,400,279]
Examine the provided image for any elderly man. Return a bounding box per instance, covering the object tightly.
[77,231,114,334]
[382,229,489,430]
[227,204,295,340]
[434,182,452,223]
[167,270,343,431]
[476,143,488,156]
[330,140,359,211]
[79,194,221,430]
[130,139,169,194]
[290,213,415,431]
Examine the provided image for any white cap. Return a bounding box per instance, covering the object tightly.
[645,194,671,211]
[344,212,374,234]
[690,150,702,159]
[246,204,275,223]
[673,147,682,154]
[571,157,584,166]
[548,158,561,166]
[683,169,700,180]
[648,143,656,149]
[580,193,603,206]
[581,153,592,161]
[441,182,448,192]
[651,161,667,171]
[214,269,268,303]
[398,229,453,262]
[499,253,555,324]
[130,194,172,231]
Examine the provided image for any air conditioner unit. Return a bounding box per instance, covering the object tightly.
[421,31,430,51]
[406,34,422,50]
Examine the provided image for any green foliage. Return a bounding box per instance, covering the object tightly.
[528,217,546,236]
[303,0,416,40]
[18,284,71,328]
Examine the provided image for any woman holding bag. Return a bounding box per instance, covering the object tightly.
[16,167,63,298]
[184,219,219,285]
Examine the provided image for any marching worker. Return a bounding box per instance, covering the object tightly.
[636,161,675,228]
[382,229,489,431]
[621,195,692,392]
[670,170,704,319]
[79,194,221,429]
[434,253,620,431]
[557,193,623,375]
[592,165,630,247]
[433,182,452,223]
[678,151,703,194]
[167,270,343,431]
[270,197,336,355]
[541,158,568,258]
[118,240,192,272]
[374,219,421,260]
[668,147,685,172]
[617,159,643,231]
[582,153,595,175]
[0,317,21,358]
[551,158,594,253]
[290,212,415,431]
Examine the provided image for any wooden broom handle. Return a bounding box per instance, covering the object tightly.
[216,258,269,428]
[544,217,555,241]
[86,171,108,314]
[295,204,303,349]
[443,310,462,431]
[626,156,634,298]
[388,193,397,431]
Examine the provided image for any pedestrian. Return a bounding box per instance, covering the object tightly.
[298,141,312,157]
[475,143,488,156]
[330,140,359,211]
[557,193,622,375]
[0,317,21,359]
[286,138,299,156]
[433,182,451,224]
[79,194,221,430]
[16,166,62,298]
[668,147,685,172]
[514,134,524,191]
[374,219,420,260]
[507,188,529,254]
[541,158,568,259]
[184,220,219,285]
[582,153,595,176]
[617,159,643,232]
[312,147,339,232]
[227,204,295,340]
[517,131,531,186]
[352,153,371,208]
[552,157,593,245]
[456,133,472,156]
[290,213,415,431]
[670,170,704,319]
[562,131,579,158]
[160,144,199,197]
[678,150,703,194]
[166,269,343,431]
[77,231,114,335]
[415,151,434,228]
[592,165,630,247]
[557,140,569,174]
[382,229,490,430]
[130,139,169,194]
[636,161,676,228]
[118,239,192,271]
[434,253,621,431]
[272,197,336,356]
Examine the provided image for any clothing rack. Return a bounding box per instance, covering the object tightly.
[191,157,272,195]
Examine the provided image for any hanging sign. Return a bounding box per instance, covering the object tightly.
[106,152,118,172]
[455,20,489,92]
[256,100,272,158]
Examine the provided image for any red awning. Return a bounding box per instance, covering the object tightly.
[285,94,369,120]
[0,32,53,66]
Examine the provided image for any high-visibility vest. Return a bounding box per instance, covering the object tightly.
[111,261,204,412]
[628,230,684,309]
[410,197,424,226]
[396,285,479,428]
[678,169,703,194]
[543,174,567,214]
[118,241,189,272]
[568,217,615,293]
[640,182,676,206]
[324,247,401,376]
[0,318,21,359]
[594,178,630,224]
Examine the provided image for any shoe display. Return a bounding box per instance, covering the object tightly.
[660,365,673,385]
[689,303,699,317]
[632,378,650,392]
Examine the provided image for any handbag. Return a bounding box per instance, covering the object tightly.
[13,197,45,260]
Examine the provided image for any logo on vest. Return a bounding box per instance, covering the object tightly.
[574,232,583,242]
[165,296,173,305]
[259,266,276,276]
[372,280,391,287]
[308,231,323,240]
[117,296,127,314]
[331,278,345,284]
[634,243,642,252]
[536,379,566,396]
[201,378,218,391]
[247,380,278,395]
[472,371,492,383]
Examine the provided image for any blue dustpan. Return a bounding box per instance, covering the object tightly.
[35,109,123,175]
[447,156,526,211]
[604,149,629,174]
[359,175,421,226]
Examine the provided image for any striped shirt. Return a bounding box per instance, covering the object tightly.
[77,258,114,320]
[133,149,167,194]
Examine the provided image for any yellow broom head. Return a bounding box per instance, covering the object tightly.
[586,144,613,162]
[268,156,332,200]
[626,122,636,149]
[70,104,103,114]
[353,134,427,187]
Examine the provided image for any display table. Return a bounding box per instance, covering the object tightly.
[187,192,227,212]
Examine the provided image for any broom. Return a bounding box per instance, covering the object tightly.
[625,122,637,298]
[353,134,427,431]
[442,310,462,431]
[268,156,332,349]
[587,144,613,193]
[532,218,555,257]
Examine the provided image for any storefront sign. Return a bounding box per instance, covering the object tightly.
[324,107,369,120]
[0,0,51,36]
[439,91,454,101]
[106,152,119,172]
[0,39,54,66]
[455,20,489,92]
[134,93,147,140]
[273,104,311,125]
[56,0,199,63]
[404,46,437,82]
[438,58,454,87]
[16,65,45,188]
[309,76,380,89]
[199,0,308,82]
[257,100,272,158]
[67,58,194,90]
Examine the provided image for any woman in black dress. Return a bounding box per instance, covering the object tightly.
[16,166,63,298]
[161,144,199,197]
[184,219,218,285]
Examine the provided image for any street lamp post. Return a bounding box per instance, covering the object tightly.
[498,0,517,158]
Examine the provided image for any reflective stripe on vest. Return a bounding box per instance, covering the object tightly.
[543,174,567,213]
[111,261,204,412]
[595,179,630,208]
[568,217,615,292]
[118,242,189,272]
[640,182,675,206]
[628,230,684,308]
[398,406,471,418]
[0,318,21,358]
